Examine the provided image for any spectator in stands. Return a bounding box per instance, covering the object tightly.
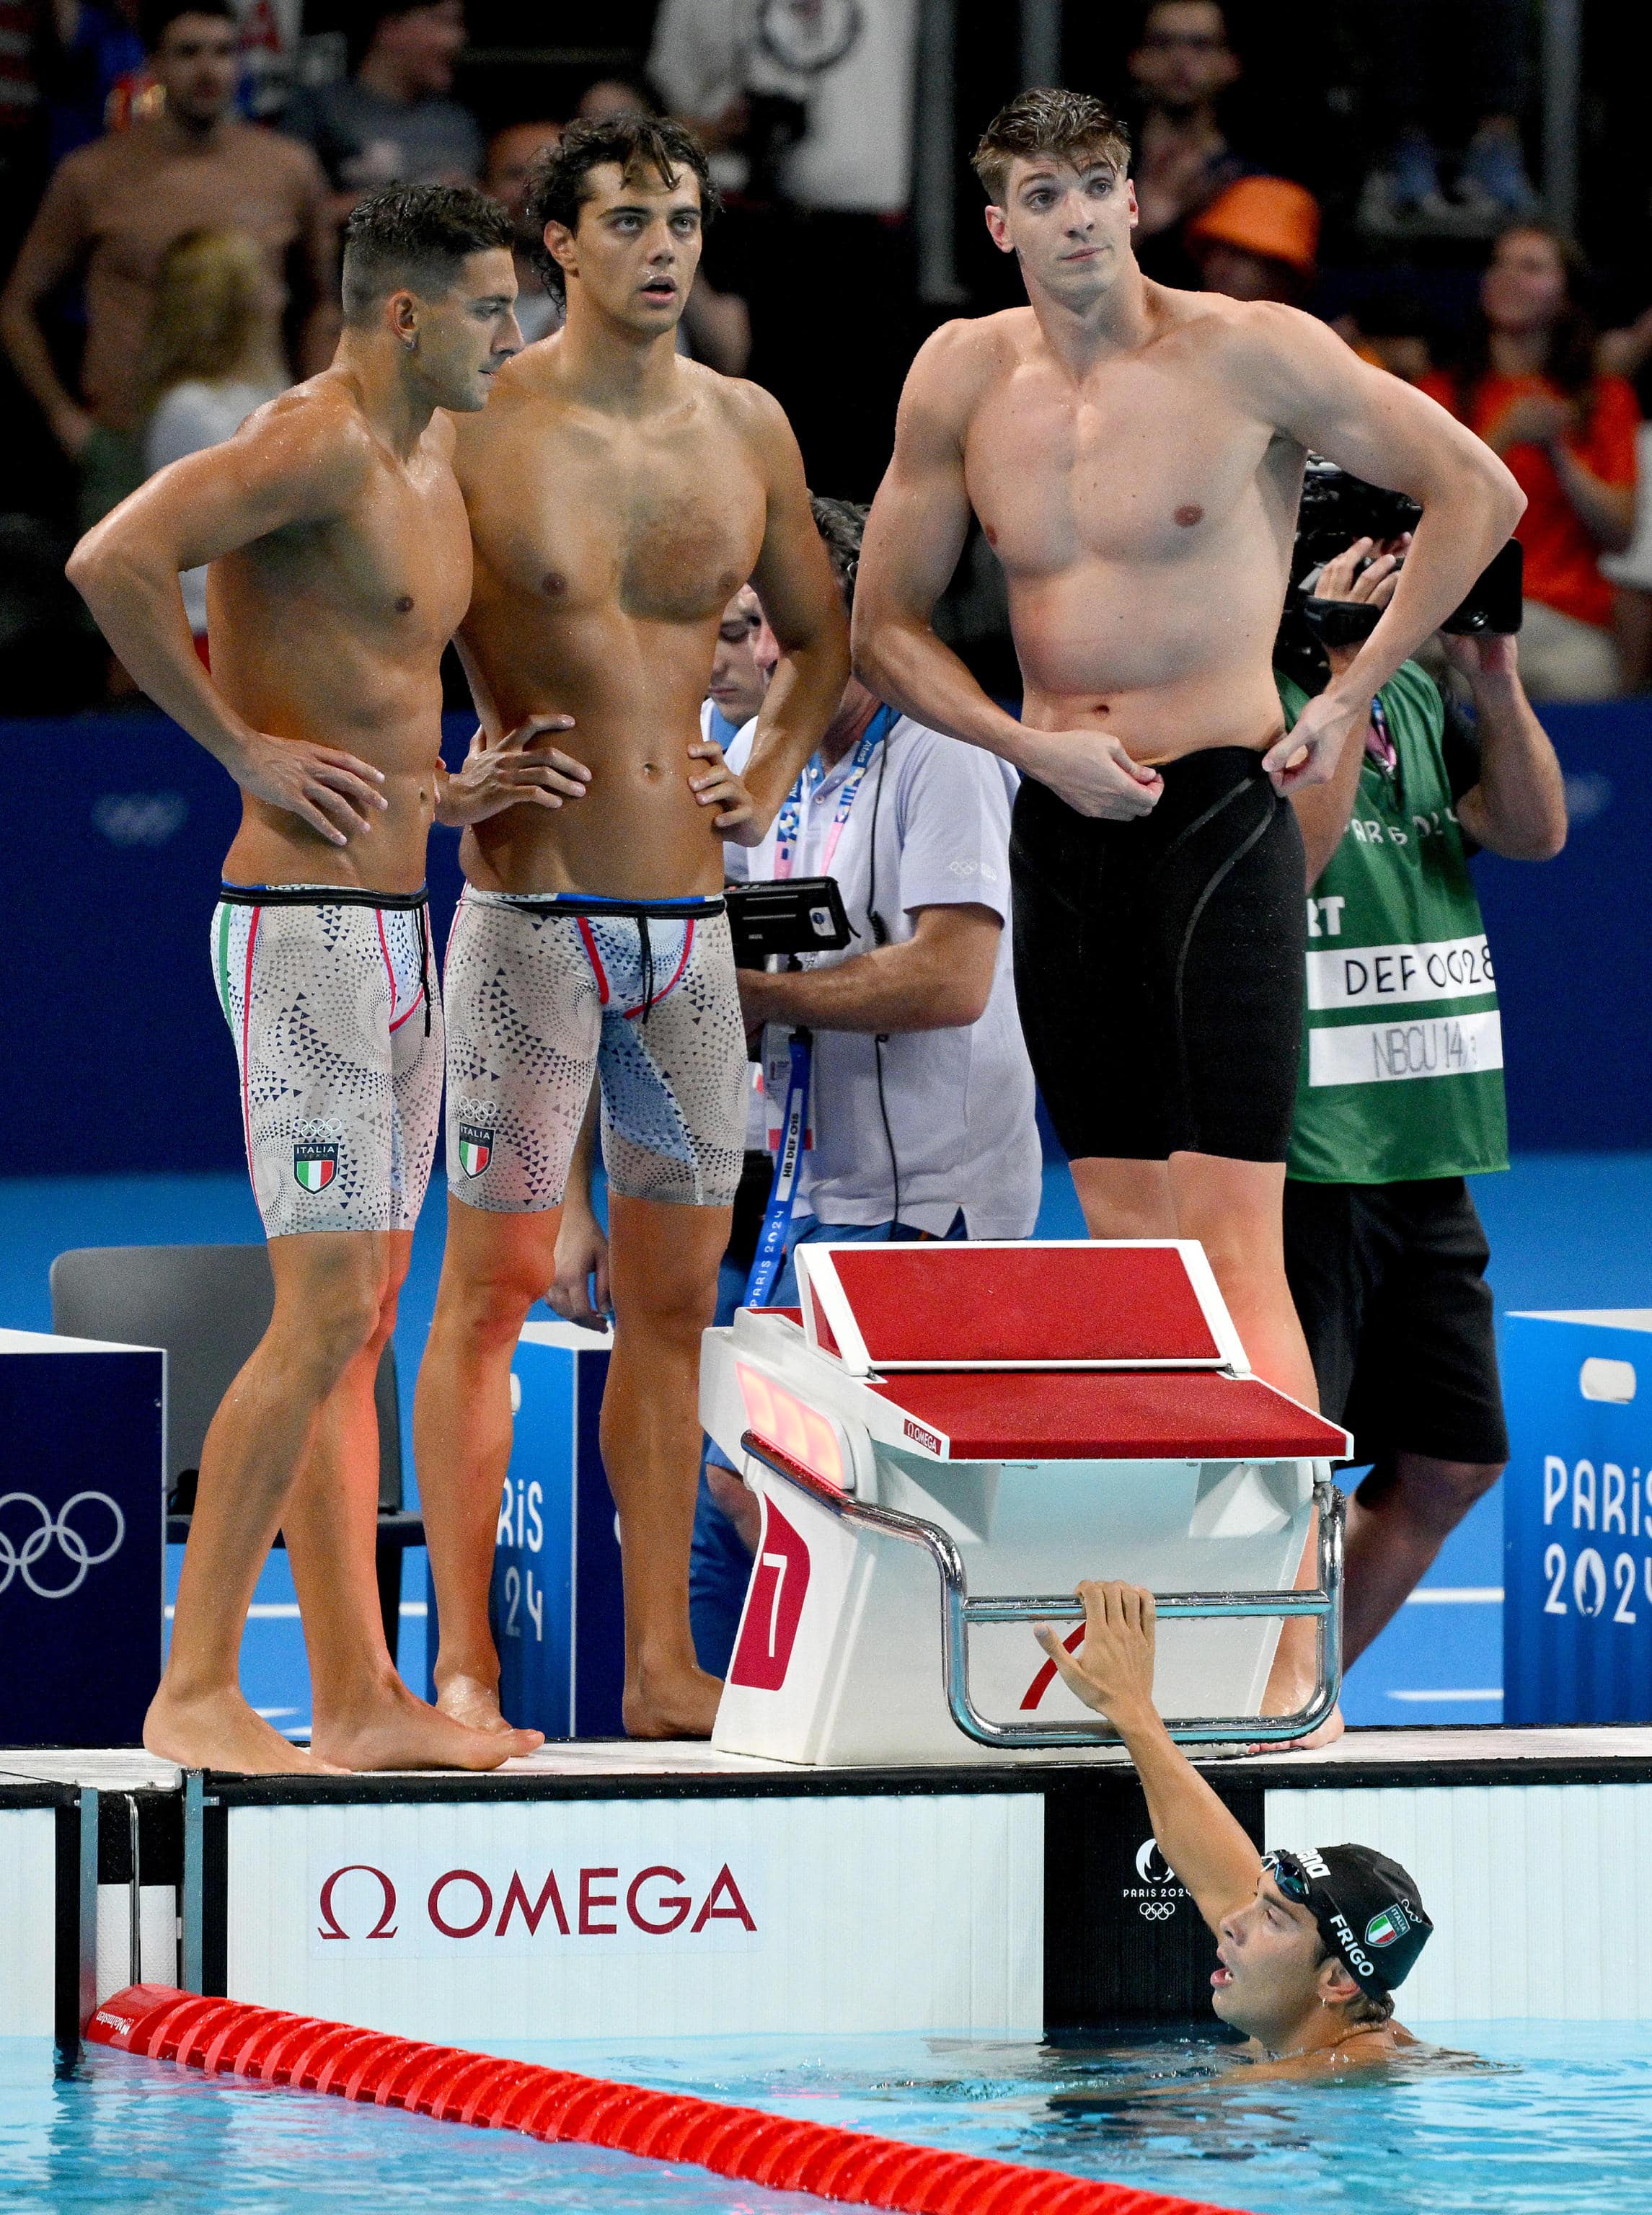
[1185,175,1317,307]
[1276,536,1565,1679]
[704,584,766,750]
[282,0,480,209]
[1423,226,1639,699]
[648,0,919,490]
[40,1,145,165]
[1356,1,1540,236]
[1126,0,1245,286]
[1596,307,1652,691]
[138,225,286,647]
[1,0,332,527]
[482,118,562,343]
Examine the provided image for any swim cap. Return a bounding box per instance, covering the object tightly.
[1263,1843,1433,1991]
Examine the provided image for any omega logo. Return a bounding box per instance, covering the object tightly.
[317,1860,757,1942]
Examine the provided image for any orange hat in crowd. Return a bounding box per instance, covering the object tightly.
[1186,176,1321,278]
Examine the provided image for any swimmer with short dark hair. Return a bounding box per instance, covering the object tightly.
[1036,1582,1432,2076]
[68,182,557,1777]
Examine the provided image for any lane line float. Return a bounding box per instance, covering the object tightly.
[87,1985,1251,2215]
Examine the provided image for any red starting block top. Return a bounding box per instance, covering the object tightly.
[796,1240,1242,1374]
[870,1367,1348,1462]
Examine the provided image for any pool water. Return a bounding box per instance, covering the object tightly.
[4,2023,1650,2213]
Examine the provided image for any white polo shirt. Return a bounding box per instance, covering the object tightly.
[725,714,1041,1240]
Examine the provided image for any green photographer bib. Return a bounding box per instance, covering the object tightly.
[1277,661,1509,1185]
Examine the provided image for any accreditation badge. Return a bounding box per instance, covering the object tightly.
[763,1023,813,1153]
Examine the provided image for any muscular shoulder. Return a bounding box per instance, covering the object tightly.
[226,374,381,500]
[904,311,1028,434]
[697,363,800,456]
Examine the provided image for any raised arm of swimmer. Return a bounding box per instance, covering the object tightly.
[852,323,1164,822]
[1036,1582,1262,1929]
[1239,307,1524,792]
[67,394,389,847]
[731,384,852,841]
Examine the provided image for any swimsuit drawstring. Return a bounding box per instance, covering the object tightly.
[416,903,431,1036]
[638,917,655,1023]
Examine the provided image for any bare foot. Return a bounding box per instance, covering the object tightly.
[144,1685,345,1776]
[434,1671,523,1736]
[622,1661,724,1741]
[312,1672,543,1771]
[1245,1702,1346,1756]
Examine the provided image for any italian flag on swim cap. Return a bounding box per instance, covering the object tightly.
[1297,1842,1434,1991]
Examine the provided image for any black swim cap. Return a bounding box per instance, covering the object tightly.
[1264,1844,1433,1992]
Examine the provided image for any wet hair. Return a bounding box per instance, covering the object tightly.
[971,88,1132,207]
[1455,222,1602,415]
[1312,1936,1397,2025]
[341,183,514,327]
[525,113,718,305]
[810,495,868,609]
[142,0,236,48]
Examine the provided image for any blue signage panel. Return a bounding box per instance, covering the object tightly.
[427,1322,624,1740]
[1504,1310,1652,1723]
[1,1335,164,1744]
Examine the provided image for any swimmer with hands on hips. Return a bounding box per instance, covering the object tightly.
[414,113,847,1744]
[66,185,558,1777]
[1037,1584,1433,2079]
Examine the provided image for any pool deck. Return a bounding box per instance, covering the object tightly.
[11,1722,1652,1795]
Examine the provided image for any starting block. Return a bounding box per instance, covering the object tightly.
[699,1242,1351,1765]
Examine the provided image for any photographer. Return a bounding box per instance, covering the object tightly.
[1277,516,1566,1679]
[694,495,1043,1667]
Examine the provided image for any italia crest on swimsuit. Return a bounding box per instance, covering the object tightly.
[457,1123,493,1177]
[293,1141,337,1192]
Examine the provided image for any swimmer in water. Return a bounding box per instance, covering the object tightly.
[857,87,1524,1742]
[1036,1582,1433,2077]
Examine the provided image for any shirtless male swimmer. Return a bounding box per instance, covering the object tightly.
[68,185,560,1775]
[853,89,1522,1728]
[412,112,849,1741]
[1036,1582,1434,2079]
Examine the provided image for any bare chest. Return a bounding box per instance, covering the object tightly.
[240,455,472,647]
[465,413,766,626]
[965,361,1276,575]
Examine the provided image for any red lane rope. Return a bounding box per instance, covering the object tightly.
[87,1985,1250,2215]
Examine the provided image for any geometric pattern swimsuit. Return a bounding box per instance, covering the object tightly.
[212,883,442,1238]
[441,888,746,1212]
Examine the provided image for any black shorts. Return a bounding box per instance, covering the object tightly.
[1010,748,1307,1162]
[1282,1175,1509,1467]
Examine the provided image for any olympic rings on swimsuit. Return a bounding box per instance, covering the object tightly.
[0,1491,125,1599]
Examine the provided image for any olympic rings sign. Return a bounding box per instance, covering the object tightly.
[0,1491,126,1599]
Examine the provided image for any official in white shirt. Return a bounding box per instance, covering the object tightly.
[692,497,1042,1667]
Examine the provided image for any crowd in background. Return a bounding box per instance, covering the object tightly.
[2,0,1651,709]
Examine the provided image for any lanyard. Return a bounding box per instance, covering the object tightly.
[770,704,898,880]
[745,1029,812,1308]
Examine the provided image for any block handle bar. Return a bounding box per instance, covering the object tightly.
[740,1432,1344,1748]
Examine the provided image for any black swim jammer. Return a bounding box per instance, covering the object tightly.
[1010,747,1307,1164]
